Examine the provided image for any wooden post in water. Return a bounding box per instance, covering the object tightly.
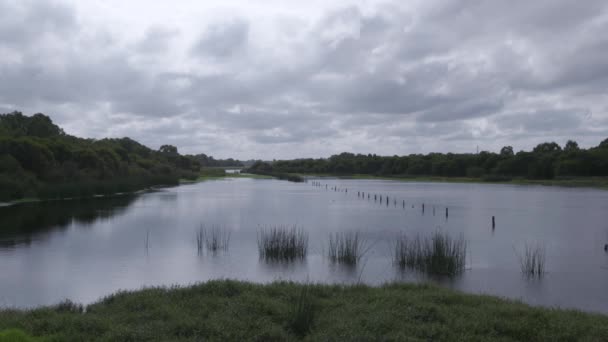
[433,206,435,216]
[445,207,449,218]
[492,216,496,229]
[402,200,405,208]
[422,203,425,214]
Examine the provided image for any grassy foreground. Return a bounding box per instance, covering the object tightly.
[1,281,607,341]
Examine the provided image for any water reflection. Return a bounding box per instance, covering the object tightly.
[0,194,139,248]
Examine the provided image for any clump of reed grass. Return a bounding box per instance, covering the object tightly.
[288,284,315,337]
[197,224,231,254]
[518,243,546,278]
[327,232,366,265]
[257,225,308,261]
[394,231,467,277]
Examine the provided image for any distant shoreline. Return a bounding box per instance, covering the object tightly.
[296,173,608,190]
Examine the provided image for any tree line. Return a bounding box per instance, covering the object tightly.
[247,139,608,180]
[0,112,202,201]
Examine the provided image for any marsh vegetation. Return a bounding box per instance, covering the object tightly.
[327,231,366,265]
[257,225,308,261]
[518,243,546,278]
[394,231,467,277]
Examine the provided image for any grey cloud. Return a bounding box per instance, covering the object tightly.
[496,108,590,133]
[136,27,178,54]
[191,18,249,58]
[1,1,608,159]
[0,0,76,47]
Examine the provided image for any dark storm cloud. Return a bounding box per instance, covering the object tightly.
[1,0,607,158]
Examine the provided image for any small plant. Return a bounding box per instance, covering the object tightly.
[518,243,546,278]
[288,284,315,337]
[394,231,467,277]
[327,231,366,265]
[197,224,231,254]
[258,225,308,261]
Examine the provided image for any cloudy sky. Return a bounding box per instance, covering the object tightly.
[1,0,607,159]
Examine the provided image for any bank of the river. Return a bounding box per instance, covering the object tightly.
[0,280,606,341]
[180,172,274,183]
[298,173,608,190]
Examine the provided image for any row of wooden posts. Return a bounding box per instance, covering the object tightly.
[309,180,497,228]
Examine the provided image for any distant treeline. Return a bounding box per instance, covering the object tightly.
[0,112,202,201]
[191,153,243,167]
[247,140,608,180]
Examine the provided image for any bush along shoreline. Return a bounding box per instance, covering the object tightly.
[0,280,607,341]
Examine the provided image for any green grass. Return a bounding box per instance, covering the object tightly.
[0,280,607,341]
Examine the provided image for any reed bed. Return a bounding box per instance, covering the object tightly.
[197,225,231,254]
[394,231,467,276]
[257,225,308,261]
[327,232,366,265]
[518,243,546,278]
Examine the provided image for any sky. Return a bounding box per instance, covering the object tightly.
[1,0,607,159]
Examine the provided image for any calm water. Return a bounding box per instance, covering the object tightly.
[1,178,608,313]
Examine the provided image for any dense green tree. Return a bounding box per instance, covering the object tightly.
[247,138,608,181]
[0,112,202,201]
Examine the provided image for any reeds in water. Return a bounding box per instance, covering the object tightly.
[327,232,366,265]
[257,225,308,261]
[518,243,546,278]
[197,224,231,254]
[394,231,467,277]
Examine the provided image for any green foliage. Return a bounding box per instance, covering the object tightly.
[244,162,306,182]
[0,329,39,342]
[0,112,201,201]
[199,168,227,177]
[248,139,608,180]
[190,153,243,167]
[0,280,607,341]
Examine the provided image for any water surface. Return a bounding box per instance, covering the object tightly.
[1,178,607,313]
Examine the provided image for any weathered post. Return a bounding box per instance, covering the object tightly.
[492,216,496,229]
[445,207,449,218]
[422,203,425,214]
